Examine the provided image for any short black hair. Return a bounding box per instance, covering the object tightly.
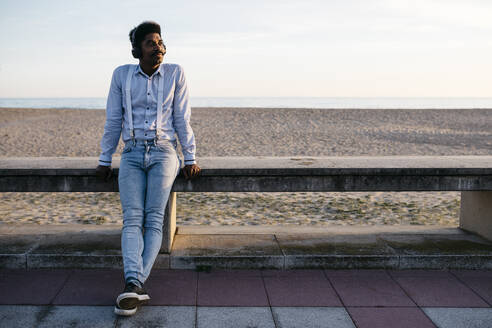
[129,21,161,49]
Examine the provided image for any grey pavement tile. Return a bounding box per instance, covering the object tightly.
[422,308,492,328]
[197,306,275,328]
[36,305,116,328]
[116,306,195,328]
[0,305,46,328]
[272,307,356,328]
[347,307,437,328]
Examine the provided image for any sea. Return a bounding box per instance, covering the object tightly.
[1,97,492,110]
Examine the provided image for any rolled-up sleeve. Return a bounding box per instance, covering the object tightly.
[99,67,123,166]
[172,65,196,165]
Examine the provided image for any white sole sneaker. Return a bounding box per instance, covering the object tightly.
[114,305,137,316]
[116,292,151,309]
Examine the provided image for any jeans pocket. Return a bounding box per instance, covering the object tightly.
[155,141,175,153]
[122,143,133,154]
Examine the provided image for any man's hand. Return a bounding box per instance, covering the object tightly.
[96,165,113,182]
[182,164,201,180]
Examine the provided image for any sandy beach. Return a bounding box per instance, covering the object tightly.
[1,107,491,226]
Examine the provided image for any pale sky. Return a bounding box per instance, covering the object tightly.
[0,0,491,98]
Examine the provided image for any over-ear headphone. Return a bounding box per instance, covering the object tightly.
[131,29,167,59]
[131,29,141,59]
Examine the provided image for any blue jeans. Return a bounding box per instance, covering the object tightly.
[118,139,180,285]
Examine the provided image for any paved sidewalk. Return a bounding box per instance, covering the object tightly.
[1,268,491,327]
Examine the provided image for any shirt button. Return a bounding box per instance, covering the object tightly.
[147,93,150,95]
[145,121,148,123]
[145,133,147,136]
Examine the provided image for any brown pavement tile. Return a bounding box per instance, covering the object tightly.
[52,269,123,305]
[389,270,490,307]
[197,270,269,306]
[262,270,342,306]
[144,269,197,306]
[325,270,415,307]
[450,270,492,306]
[347,307,437,328]
[0,269,72,305]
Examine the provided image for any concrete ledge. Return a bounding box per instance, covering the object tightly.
[27,254,124,269]
[398,255,492,270]
[170,234,284,269]
[284,255,399,269]
[0,254,26,269]
[1,224,492,270]
[171,256,284,270]
[2,156,492,192]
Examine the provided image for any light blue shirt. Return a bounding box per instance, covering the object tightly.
[98,63,196,166]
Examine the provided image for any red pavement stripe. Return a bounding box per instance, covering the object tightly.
[262,269,342,306]
[389,270,490,307]
[0,269,72,305]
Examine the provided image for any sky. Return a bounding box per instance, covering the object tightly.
[0,0,491,98]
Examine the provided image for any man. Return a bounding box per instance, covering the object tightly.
[96,21,200,316]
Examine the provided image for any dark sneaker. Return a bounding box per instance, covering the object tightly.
[115,282,150,312]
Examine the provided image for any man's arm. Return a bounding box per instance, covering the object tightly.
[96,67,124,181]
[99,67,124,167]
[172,65,200,179]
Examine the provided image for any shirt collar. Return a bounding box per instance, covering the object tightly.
[135,64,164,78]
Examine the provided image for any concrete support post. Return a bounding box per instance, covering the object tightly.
[162,192,177,253]
[460,191,492,241]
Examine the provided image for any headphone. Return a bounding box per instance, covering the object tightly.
[131,29,167,59]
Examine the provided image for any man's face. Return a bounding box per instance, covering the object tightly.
[139,33,165,66]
